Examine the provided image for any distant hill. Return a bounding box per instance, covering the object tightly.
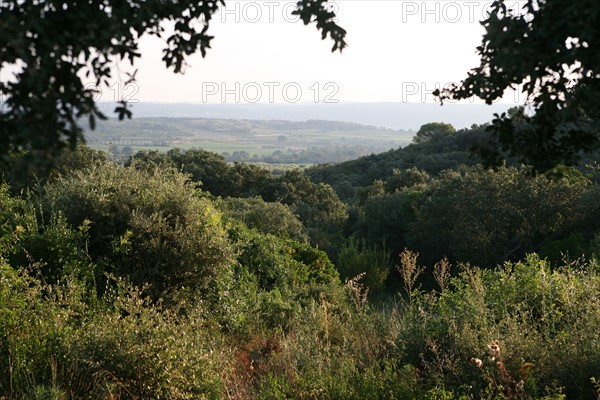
[97,101,512,131]
[85,116,414,163]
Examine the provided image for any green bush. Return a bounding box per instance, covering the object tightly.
[40,163,234,298]
[220,196,308,242]
[0,263,82,398]
[248,290,417,399]
[227,224,340,332]
[70,278,228,399]
[0,183,25,256]
[11,212,96,289]
[234,226,338,292]
[337,237,391,295]
[0,266,229,399]
[393,254,600,399]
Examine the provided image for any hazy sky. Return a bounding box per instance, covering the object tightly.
[95,1,524,105]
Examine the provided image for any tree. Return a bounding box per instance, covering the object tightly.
[0,0,346,164]
[0,145,107,193]
[412,122,456,144]
[437,0,600,171]
[407,166,589,266]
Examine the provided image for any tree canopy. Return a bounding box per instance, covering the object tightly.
[412,122,456,144]
[0,0,346,163]
[437,0,600,171]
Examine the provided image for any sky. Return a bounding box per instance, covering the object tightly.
[97,0,525,106]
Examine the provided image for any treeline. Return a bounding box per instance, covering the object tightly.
[222,144,399,164]
[306,123,493,191]
[350,165,600,267]
[102,142,402,165]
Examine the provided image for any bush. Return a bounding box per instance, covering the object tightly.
[0,263,84,398]
[231,226,337,327]
[11,212,97,289]
[220,196,308,242]
[337,237,391,295]
[393,254,600,399]
[71,278,228,399]
[0,266,229,399]
[247,288,417,399]
[234,226,338,292]
[40,163,234,299]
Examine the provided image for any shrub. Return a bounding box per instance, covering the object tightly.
[71,278,228,399]
[393,254,600,399]
[248,290,416,399]
[40,163,234,299]
[337,237,391,295]
[11,212,96,289]
[220,196,308,242]
[221,224,341,333]
[0,266,229,399]
[234,226,338,293]
[0,263,82,398]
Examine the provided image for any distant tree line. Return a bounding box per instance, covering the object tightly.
[222,144,400,164]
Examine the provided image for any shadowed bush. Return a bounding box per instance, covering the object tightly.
[39,163,234,299]
[337,237,391,295]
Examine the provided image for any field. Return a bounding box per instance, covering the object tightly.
[85,117,414,162]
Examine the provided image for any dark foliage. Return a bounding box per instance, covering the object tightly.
[437,0,600,170]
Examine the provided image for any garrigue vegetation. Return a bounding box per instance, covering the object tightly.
[2,0,600,397]
[1,132,600,399]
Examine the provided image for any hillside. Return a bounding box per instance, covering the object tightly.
[85,117,414,163]
[306,123,491,193]
[3,143,600,399]
[107,101,512,130]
